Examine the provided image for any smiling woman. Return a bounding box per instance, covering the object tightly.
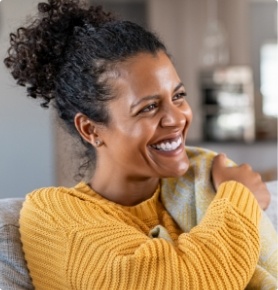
[3,0,277,289]
[79,52,192,205]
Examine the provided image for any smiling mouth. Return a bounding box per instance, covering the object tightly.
[150,136,182,152]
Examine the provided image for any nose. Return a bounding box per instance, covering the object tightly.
[160,102,189,128]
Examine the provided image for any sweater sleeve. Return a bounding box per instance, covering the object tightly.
[66,181,261,290]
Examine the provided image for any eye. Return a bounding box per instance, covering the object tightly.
[173,92,187,101]
[140,103,158,113]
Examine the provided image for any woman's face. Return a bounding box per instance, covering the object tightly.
[98,51,193,179]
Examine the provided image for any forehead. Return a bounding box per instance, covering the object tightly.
[110,51,181,97]
[118,51,176,78]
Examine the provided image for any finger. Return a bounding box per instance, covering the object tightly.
[212,154,228,190]
[212,153,227,173]
[239,163,253,171]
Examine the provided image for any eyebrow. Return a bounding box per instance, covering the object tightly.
[130,82,185,110]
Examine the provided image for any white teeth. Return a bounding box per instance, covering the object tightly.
[152,137,182,151]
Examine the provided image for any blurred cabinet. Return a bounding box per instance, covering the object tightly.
[200,66,255,142]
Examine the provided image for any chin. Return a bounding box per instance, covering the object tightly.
[159,162,190,178]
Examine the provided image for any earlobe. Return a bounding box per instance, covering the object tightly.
[95,139,104,147]
[74,113,100,146]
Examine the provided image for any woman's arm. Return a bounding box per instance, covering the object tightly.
[65,181,260,290]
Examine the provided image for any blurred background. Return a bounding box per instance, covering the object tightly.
[0,0,277,198]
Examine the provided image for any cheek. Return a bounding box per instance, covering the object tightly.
[108,122,149,153]
[120,118,157,140]
[183,103,193,123]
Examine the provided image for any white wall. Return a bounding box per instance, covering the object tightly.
[0,0,54,198]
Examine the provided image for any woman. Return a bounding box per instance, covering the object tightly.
[4,0,277,289]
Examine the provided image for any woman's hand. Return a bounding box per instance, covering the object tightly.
[212,154,271,210]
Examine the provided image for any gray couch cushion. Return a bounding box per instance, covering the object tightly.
[265,180,278,231]
[0,198,34,290]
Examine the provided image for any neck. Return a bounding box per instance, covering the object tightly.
[89,171,160,206]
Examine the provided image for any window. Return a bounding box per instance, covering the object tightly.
[260,42,278,117]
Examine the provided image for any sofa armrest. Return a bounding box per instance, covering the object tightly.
[0,198,34,290]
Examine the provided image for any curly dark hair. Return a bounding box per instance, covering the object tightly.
[4,0,166,178]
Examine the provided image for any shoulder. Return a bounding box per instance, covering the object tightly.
[23,184,89,212]
[23,182,101,207]
[186,145,217,157]
[186,146,217,164]
[20,183,108,228]
[186,145,236,171]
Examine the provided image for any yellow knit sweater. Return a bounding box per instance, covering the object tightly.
[20,181,262,289]
[20,147,278,289]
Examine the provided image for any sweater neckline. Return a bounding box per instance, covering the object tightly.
[74,181,161,216]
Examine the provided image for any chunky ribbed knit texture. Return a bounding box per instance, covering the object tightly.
[19,147,277,289]
[20,187,261,288]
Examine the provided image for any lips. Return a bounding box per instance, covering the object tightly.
[150,136,182,152]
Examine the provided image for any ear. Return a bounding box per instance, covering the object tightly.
[74,113,101,146]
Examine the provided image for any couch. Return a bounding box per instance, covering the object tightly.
[0,181,277,289]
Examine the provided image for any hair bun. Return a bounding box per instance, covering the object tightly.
[4,0,114,108]
[38,2,52,13]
